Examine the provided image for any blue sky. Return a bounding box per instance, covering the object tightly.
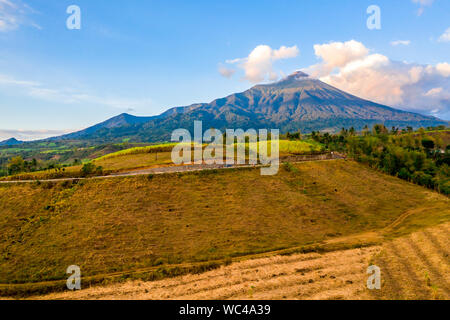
[0,0,449,140]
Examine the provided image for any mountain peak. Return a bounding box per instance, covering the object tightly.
[287,71,309,79]
[256,70,314,89]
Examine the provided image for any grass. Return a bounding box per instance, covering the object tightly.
[94,143,179,161]
[94,151,174,172]
[0,140,324,181]
[35,223,449,300]
[0,160,448,296]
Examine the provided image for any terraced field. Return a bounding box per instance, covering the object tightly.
[372,223,450,300]
[34,223,449,300]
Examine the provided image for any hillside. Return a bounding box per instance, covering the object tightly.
[0,138,23,146]
[0,160,448,296]
[47,72,447,144]
[36,222,450,300]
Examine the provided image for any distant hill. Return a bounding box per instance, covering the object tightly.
[57,113,158,140]
[50,71,448,143]
[0,138,23,146]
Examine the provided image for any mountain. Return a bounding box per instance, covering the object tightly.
[51,72,448,143]
[0,138,23,146]
[56,112,158,140]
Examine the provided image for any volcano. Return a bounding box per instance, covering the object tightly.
[51,72,447,143]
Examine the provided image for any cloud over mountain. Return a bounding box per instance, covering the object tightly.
[303,40,450,119]
[0,129,74,141]
[222,45,299,83]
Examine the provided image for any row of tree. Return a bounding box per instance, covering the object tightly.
[312,125,450,195]
[1,156,84,176]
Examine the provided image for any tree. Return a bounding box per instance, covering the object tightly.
[7,156,25,175]
[81,162,103,176]
[349,127,356,136]
[81,162,96,176]
[372,124,388,135]
[422,138,435,152]
[362,125,370,136]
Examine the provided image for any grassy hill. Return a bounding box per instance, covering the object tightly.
[0,140,324,181]
[0,160,448,296]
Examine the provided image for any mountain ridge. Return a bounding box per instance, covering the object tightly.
[47,72,448,143]
[0,138,23,146]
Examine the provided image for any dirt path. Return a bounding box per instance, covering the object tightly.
[0,154,345,184]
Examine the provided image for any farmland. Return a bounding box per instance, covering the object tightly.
[35,222,449,300]
[0,159,448,297]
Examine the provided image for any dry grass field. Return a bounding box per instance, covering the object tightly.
[94,151,174,171]
[32,222,450,300]
[0,160,448,297]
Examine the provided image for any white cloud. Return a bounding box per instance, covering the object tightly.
[391,40,411,46]
[305,40,369,78]
[272,45,299,60]
[412,0,434,16]
[221,44,299,83]
[0,74,40,86]
[304,40,450,118]
[424,87,443,96]
[0,129,75,141]
[0,0,40,32]
[412,0,434,5]
[0,73,152,111]
[436,62,450,77]
[218,66,235,79]
[438,27,450,43]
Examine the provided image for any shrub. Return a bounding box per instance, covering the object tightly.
[283,162,299,173]
[81,162,96,176]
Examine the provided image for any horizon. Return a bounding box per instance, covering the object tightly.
[0,0,449,141]
[1,70,449,143]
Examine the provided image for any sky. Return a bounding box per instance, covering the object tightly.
[0,0,449,141]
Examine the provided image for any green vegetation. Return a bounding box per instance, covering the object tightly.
[81,163,103,177]
[0,141,157,177]
[95,143,178,161]
[312,125,450,195]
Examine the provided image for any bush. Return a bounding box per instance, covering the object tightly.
[283,162,299,173]
[81,163,103,176]
[81,163,96,176]
[398,167,410,180]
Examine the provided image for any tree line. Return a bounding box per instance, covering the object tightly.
[311,125,450,195]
